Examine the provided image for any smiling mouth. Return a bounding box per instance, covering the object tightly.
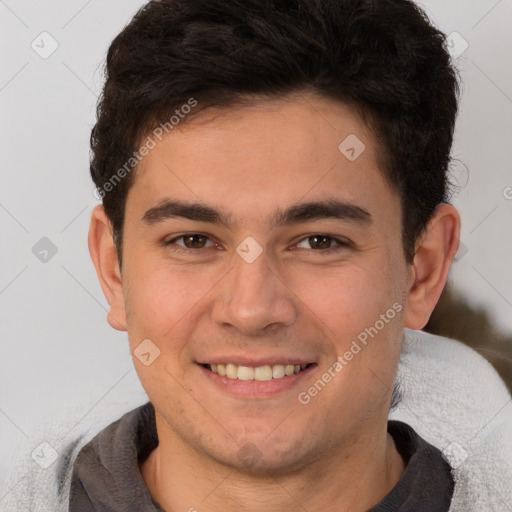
[201,363,315,381]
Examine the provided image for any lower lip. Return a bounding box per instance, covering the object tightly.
[197,364,316,399]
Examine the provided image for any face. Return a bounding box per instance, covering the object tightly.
[119,92,410,472]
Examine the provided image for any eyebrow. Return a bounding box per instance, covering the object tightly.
[141,198,372,228]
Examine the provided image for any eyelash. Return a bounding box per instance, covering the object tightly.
[163,233,351,255]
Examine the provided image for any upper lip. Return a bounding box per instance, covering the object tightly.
[197,356,316,367]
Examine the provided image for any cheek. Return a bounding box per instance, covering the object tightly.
[288,261,394,337]
[123,259,213,344]
[291,258,405,398]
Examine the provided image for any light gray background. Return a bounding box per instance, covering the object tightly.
[1,0,511,502]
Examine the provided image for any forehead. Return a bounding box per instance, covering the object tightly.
[126,93,399,229]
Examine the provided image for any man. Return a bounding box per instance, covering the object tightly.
[6,0,512,511]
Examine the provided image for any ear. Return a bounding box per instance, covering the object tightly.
[404,203,461,330]
[88,204,127,331]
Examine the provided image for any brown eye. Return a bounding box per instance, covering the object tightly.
[295,234,350,252]
[308,235,332,250]
[182,234,209,248]
[165,233,215,251]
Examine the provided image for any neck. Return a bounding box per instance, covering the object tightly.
[140,418,405,512]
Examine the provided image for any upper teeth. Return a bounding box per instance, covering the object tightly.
[209,363,307,381]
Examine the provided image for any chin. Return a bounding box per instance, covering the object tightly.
[209,433,314,475]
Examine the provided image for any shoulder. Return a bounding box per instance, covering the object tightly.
[0,434,85,512]
[402,328,507,377]
[1,400,149,512]
[392,328,512,512]
[397,328,511,425]
[395,328,511,441]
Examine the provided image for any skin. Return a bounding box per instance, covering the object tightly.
[89,91,460,511]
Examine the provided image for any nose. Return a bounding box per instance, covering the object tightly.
[211,249,297,336]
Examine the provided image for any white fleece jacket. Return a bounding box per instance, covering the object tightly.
[2,328,511,512]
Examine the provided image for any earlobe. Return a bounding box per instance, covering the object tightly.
[88,204,128,331]
[404,203,461,330]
